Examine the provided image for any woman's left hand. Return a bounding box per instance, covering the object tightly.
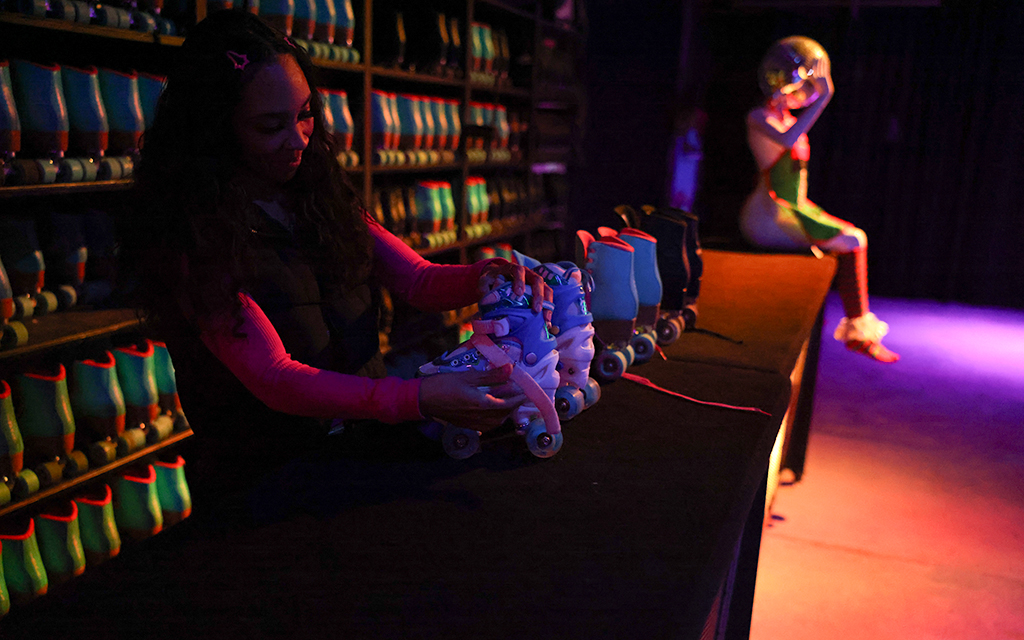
[479,260,553,324]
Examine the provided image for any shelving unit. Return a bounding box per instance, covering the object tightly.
[0,0,582,509]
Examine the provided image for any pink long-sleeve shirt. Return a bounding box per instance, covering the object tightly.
[200,214,500,424]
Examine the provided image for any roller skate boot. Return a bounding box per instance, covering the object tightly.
[113,340,175,452]
[136,72,165,130]
[293,0,316,41]
[70,351,127,467]
[35,500,86,585]
[153,454,192,526]
[73,484,121,566]
[112,464,163,542]
[597,225,662,364]
[60,64,108,181]
[0,518,48,605]
[638,205,703,343]
[39,211,88,309]
[0,381,26,506]
[0,216,59,319]
[153,341,190,431]
[1,60,23,188]
[418,279,561,459]
[1,256,29,349]
[8,59,68,185]
[512,250,598,420]
[97,68,145,176]
[16,365,89,488]
[575,230,638,383]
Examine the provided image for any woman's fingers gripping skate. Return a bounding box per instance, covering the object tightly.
[419,363,527,432]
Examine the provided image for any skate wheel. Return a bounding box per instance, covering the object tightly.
[2,321,29,349]
[89,439,119,467]
[682,305,698,331]
[117,156,135,178]
[79,157,98,181]
[56,284,78,309]
[593,349,628,383]
[525,418,562,459]
[146,414,175,444]
[117,428,147,457]
[48,0,75,19]
[34,290,60,315]
[13,468,40,500]
[13,295,35,320]
[57,157,85,182]
[656,316,683,346]
[622,344,636,367]
[442,425,481,460]
[554,386,585,420]
[97,157,123,180]
[631,331,657,364]
[65,450,89,477]
[35,460,64,486]
[582,378,601,408]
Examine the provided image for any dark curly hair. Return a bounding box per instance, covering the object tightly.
[124,9,371,335]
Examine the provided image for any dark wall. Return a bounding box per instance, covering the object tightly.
[570,0,690,234]
[693,1,1024,309]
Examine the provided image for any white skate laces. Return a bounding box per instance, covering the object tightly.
[833,312,889,344]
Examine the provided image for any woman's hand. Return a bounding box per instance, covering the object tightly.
[812,55,833,99]
[479,260,553,324]
[418,364,525,432]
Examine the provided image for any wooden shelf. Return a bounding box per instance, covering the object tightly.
[0,12,177,45]
[470,83,532,99]
[0,179,133,199]
[0,428,194,519]
[370,65,466,87]
[0,308,141,363]
[370,161,464,175]
[313,58,366,73]
[475,0,537,21]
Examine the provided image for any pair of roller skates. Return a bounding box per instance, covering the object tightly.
[575,224,664,383]
[417,254,600,460]
[626,205,703,346]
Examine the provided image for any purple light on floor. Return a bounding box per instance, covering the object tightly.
[876,299,1024,387]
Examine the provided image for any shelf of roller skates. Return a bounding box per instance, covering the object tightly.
[0,2,185,43]
[0,338,193,517]
[368,90,462,169]
[250,0,363,69]
[1,58,159,189]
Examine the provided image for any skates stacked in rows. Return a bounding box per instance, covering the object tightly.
[418,278,564,460]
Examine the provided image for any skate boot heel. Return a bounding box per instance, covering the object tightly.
[576,231,638,383]
[419,280,562,459]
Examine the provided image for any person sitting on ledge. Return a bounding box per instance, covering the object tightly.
[740,36,898,363]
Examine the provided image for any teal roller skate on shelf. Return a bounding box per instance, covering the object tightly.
[512,250,599,420]
[419,279,562,460]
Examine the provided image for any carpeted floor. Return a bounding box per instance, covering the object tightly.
[751,293,1024,640]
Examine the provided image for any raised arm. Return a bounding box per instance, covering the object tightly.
[748,56,833,150]
[367,212,552,316]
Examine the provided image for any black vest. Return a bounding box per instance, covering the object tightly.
[169,208,384,503]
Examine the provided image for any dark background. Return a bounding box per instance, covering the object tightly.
[571,0,1024,310]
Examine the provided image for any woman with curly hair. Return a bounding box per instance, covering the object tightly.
[122,10,549,502]
[740,36,898,363]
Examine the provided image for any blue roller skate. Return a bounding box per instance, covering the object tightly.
[575,230,639,383]
[512,250,599,421]
[418,279,561,460]
[598,225,662,365]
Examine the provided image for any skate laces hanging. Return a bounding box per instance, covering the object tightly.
[620,373,772,416]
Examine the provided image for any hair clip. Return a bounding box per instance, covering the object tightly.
[284,36,298,49]
[226,51,250,70]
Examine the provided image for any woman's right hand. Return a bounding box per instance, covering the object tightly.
[812,55,833,98]
[418,363,526,432]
